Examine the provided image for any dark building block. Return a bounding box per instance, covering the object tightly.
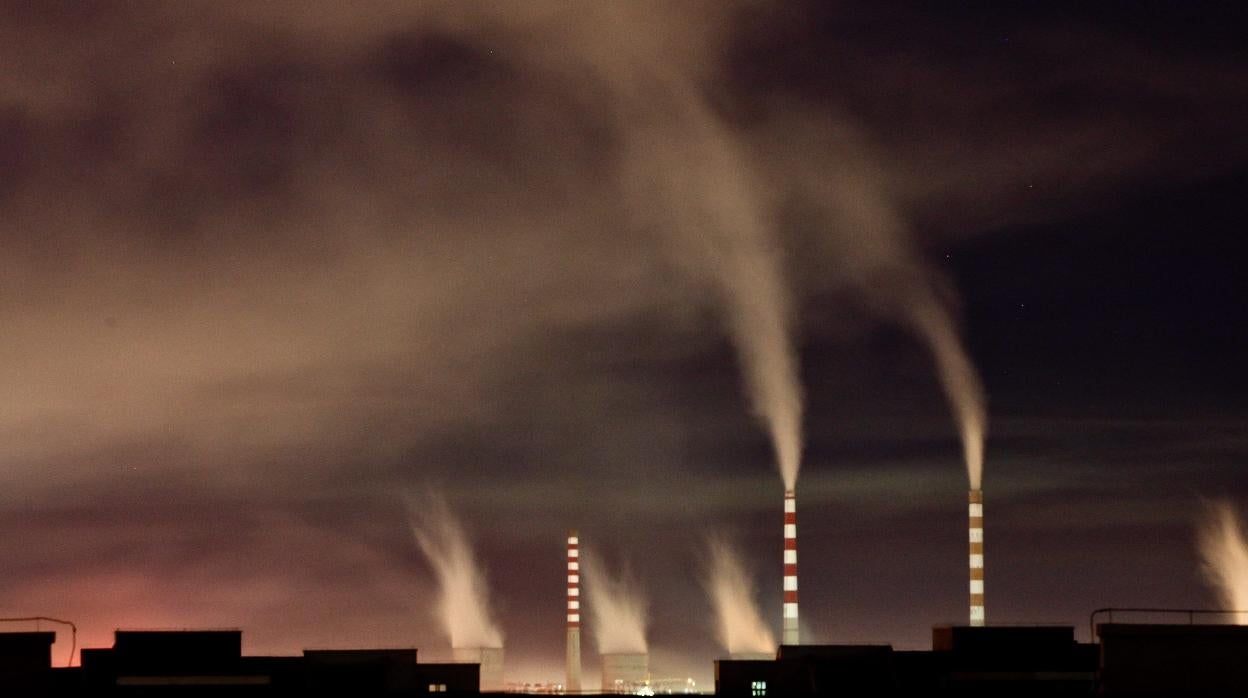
[415,662,480,695]
[1099,623,1248,697]
[303,649,421,695]
[112,630,243,673]
[0,632,55,694]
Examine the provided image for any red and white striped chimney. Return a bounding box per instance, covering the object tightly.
[566,530,582,692]
[969,490,985,626]
[783,490,799,645]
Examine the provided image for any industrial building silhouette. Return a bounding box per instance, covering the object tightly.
[716,620,1248,697]
[3,616,1248,695]
[0,629,477,696]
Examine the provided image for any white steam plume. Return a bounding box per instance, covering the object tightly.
[600,59,804,492]
[393,4,805,493]
[1198,501,1248,624]
[704,536,775,656]
[580,547,648,654]
[908,293,987,490]
[765,116,985,491]
[409,496,503,649]
[716,227,804,493]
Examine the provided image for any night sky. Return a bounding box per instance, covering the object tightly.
[1,0,1246,687]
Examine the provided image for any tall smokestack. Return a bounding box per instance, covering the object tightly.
[969,490,985,626]
[783,490,799,645]
[566,530,582,693]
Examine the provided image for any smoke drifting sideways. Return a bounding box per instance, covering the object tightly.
[1198,501,1248,624]
[409,497,504,649]
[720,239,804,494]
[530,2,806,493]
[704,536,776,656]
[908,294,988,490]
[580,548,648,655]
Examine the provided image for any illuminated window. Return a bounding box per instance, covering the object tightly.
[428,684,447,693]
[751,680,767,696]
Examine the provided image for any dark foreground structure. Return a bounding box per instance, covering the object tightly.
[0,629,477,696]
[717,623,1248,697]
[4,620,1248,695]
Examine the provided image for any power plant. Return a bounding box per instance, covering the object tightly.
[3,483,1243,698]
[410,499,506,692]
[565,530,582,693]
[969,489,985,626]
[782,490,799,646]
[706,534,776,660]
[600,652,648,694]
[580,544,650,693]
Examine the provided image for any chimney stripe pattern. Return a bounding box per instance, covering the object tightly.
[566,530,582,693]
[783,490,799,645]
[568,533,580,627]
[969,490,985,626]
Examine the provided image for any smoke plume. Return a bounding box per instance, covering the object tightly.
[1198,501,1248,624]
[705,536,776,656]
[908,294,987,490]
[584,7,805,492]
[410,496,504,649]
[580,548,648,654]
[711,213,804,494]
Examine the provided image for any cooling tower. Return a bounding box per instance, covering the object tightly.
[782,489,799,645]
[566,530,582,693]
[600,652,648,693]
[969,489,985,626]
[452,646,504,692]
